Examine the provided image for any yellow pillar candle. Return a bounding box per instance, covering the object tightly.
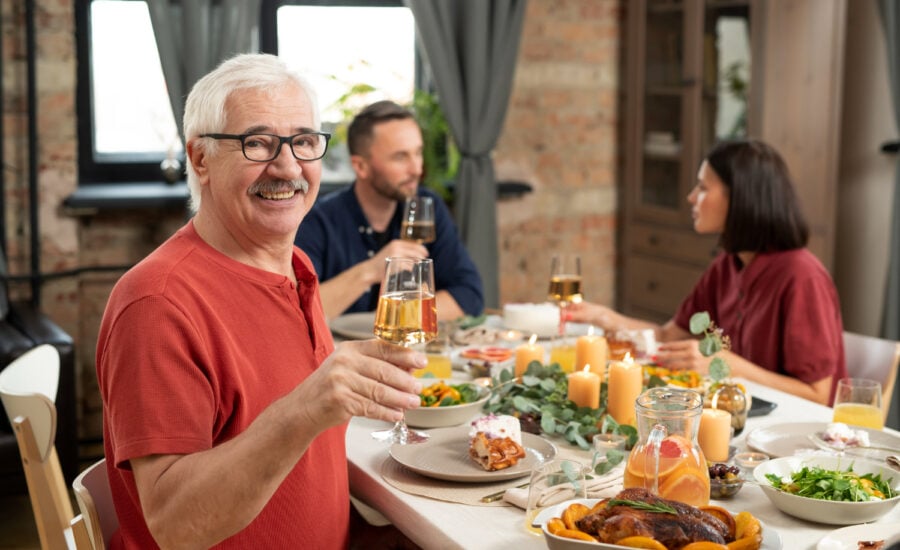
[607,355,642,425]
[576,334,609,379]
[515,334,544,379]
[699,408,732,462]
[568,366,600,409]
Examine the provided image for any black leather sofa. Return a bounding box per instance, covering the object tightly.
[0,256,78,494]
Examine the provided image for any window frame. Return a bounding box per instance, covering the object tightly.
[75,0,424,186]
[76,0,178,184]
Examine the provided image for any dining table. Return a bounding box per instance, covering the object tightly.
[344,358,900,549]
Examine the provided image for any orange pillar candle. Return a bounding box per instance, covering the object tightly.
[568,366,601,409]
[699,408,732,462]
[514,334,544,379]
[576,334,609,379]
[607,355,642,425]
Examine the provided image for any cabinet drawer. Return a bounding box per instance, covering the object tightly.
[630,224,719,266]
[625,257,705,315]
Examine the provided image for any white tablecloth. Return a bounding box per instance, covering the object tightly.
[345,379,900,549]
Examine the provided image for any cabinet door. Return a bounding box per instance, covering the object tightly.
[625,0,691,226]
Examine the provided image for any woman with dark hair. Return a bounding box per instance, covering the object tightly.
[568,139,846,405]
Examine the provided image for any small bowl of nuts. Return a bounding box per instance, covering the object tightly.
[709,463,744,499]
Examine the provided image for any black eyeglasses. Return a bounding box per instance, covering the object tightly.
[200,132,331,162]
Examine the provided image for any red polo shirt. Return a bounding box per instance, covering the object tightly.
[673,249,847,404]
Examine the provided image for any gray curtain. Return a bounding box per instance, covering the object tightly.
[405,0,528,310]
[147,0,261,141]
[878,0,900,428]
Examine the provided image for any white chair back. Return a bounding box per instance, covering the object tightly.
[0,344,60,461]
[0,344,74,549]
[843,331,900,421]
[73,458,118,550]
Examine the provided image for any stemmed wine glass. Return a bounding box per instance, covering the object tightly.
[371,256,438,444]
[548,254,583,336]
[400,196,436,244]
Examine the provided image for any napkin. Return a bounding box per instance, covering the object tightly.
[502,466,624,509]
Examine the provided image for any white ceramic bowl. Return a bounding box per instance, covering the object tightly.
[753,454,900,525]
[404,382,490,428]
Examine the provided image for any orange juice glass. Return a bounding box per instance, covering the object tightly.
[623,388,710,507]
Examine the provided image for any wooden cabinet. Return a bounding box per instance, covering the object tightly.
[620,0,846,322]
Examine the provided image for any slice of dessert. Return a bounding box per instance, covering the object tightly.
[468,414,527,471]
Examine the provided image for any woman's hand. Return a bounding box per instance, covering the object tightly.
[654,339,710,374]
[564,301,616,329]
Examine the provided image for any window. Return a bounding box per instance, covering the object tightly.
[261,0,420,182]
[76,0,181,183]
[77,0,420,185]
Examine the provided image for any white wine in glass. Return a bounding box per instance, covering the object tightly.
[371,257,437,444]
[400,196,436,244]
[548,254,582,336]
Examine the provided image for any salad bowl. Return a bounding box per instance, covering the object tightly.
[404,380,490,428]
[754,455,900,525]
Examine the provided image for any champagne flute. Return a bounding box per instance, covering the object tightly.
[371,257,438,444]
[400,196,436,244]
[548,254,583,336]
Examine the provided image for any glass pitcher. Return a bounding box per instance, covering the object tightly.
[623,387,710,507]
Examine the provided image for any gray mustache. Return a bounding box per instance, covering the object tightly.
[249,179,309,196]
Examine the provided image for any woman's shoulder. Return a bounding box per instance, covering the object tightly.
[765,248,828,271]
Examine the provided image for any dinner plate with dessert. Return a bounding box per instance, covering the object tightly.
[389,414,557,483]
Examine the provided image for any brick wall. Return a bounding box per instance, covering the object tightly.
[495,0,621,307]
[2,0,621,443]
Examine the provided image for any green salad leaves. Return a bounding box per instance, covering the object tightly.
[766,464,895,502]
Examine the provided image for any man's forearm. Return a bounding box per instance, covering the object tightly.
[319,263,378,319]
[133,392,318,548]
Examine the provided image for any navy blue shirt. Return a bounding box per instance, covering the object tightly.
[295,184,484,316]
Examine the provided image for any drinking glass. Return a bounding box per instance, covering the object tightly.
[832,377,884,429]
[548,254,582,335]
[371,257,438,444]
[400,196,436,244]
[524,459,587,535]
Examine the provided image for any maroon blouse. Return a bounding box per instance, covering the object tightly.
[673,249,847,405]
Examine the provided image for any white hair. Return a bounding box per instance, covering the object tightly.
[183,53,320,213]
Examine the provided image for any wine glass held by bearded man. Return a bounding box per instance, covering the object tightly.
[294,100,483,322]
[566,140,847,406]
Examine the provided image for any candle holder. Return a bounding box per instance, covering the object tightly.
[592,432,627,453]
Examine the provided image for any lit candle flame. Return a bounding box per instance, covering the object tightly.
[583,364,591,373]
[624,352,633,364]
[529,333,538,345]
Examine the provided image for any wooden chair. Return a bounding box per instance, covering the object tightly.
[0,344,74,549]
[72,458,117,549]
[843,331,900,421]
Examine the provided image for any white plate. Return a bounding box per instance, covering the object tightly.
[817,522,900,549]
[389,425,557,483]
[747,422,900,459]
[329,311,376,340]
[536,498,782,550]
